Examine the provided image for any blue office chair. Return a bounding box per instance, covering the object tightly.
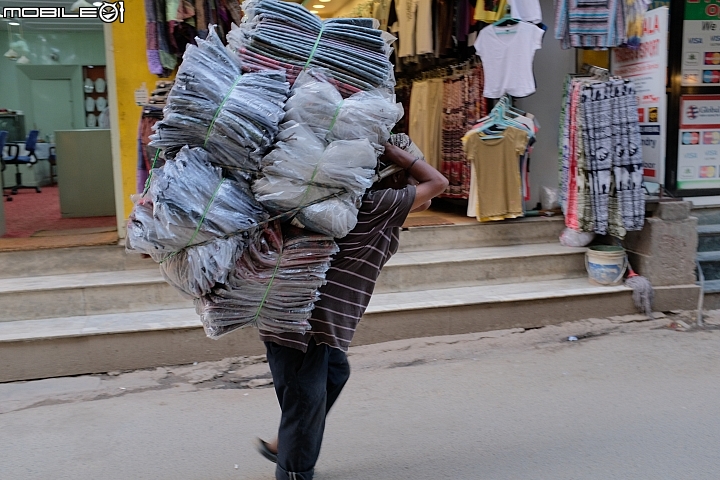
[3,129,41,194]
[0,131,12,201]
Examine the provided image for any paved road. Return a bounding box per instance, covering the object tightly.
[2,311,720,480]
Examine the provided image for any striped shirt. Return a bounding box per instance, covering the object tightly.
[259,185,416,352]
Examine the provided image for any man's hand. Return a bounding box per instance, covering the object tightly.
[383,143,448,211]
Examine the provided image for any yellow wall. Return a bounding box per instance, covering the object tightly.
[110,0,174,219]
[577,50,610,70]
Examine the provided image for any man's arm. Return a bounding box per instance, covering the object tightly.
[382,143,449,211]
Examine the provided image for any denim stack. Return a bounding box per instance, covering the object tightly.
[228,0,396,97]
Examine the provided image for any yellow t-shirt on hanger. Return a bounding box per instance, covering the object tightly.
[474,0,508,23]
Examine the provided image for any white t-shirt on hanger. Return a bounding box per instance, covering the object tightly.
[474,22,544,98]
[507,0,542,24]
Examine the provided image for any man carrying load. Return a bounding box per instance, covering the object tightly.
[256,137,449,480]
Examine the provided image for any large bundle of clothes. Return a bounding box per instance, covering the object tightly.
[253,70,402,237]
[126,0,403,339]
[149,30,288,172]
[227,0,396,97]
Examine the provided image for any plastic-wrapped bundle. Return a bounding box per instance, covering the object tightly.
[159,237,246,298]
[125,197,174,259]
[284,70,403,147]
[150,146,268,251]
[196,221,339,338]
[252,122,377,237]
[125,146,269,298]
[149,26,290,171]
[228,0,396,97]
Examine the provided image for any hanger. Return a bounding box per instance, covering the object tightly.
[470,95,535,140]
[492,5,520,31]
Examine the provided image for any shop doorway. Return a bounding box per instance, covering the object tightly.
[0,26,117,250]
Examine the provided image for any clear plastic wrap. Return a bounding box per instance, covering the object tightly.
[559,228,595,247]
[150,146,268,250]
[159,237,246,298]
[251,71,400,238]
[252,122,376,237]
[125,146,270,298]
[196,222,339,338]
[228,0,396,97]
[149,26,290,172]
[284,70,403,147]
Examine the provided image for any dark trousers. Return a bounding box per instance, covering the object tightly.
[265,338,351,480]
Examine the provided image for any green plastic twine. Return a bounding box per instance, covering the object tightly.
[204,75,243,147]
[160,178,226,264]
[142,149,162,196]
[326,100,343,139]
[303,24,325,71]
[252,250,283,324]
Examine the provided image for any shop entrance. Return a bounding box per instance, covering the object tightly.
[0,21,117,250]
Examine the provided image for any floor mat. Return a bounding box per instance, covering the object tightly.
[402,217,455,228]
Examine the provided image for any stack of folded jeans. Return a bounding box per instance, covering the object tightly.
[227,0,396,97]
[149,26,290,172]
[196,221,339,338]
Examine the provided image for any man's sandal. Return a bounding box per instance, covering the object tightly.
[255,438,277,464]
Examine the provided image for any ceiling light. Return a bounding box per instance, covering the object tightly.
[92,1,102,5]
[309,10,319,14]
[8,22,20,26]
[319,0,331,2]
[312,4,325,8]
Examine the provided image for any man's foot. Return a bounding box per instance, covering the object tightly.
[255,437,277,464]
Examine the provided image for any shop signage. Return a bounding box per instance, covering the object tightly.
[611,7,668,183]
[677,95,720,189]
[681,0,720,86]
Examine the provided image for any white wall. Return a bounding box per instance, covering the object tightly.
[514,0,576,208]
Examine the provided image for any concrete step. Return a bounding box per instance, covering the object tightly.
[397,216,564,252]
[0,244,153,279]
[691,206,720,226]
[0,269,192,322]
[697,224,720,252]
[0,278,698,382]
[0,243,585,322]
[376,243,587,293]
[0,218,564,279]
[696,251,720,281]
[700,279,720,294]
